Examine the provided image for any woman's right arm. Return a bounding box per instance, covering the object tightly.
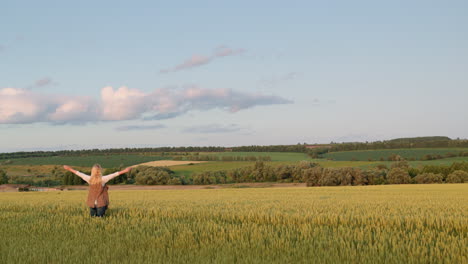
[101,167,132,183]
[63,165,90,183]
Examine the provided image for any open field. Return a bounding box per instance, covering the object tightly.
[134,160,207,167]
[323,148,468,161]
[0,182,306,192]
[169,161,302,177]
[348,157,468,170]
[314,160,377,168]
[170,161,256,177]
[1,184,467,263]
[2,154,169,167]
[168,158,468,177]
[407,156,468,166]
[2,150,468,182]
[201,151,312,161]
[0,165,60,177]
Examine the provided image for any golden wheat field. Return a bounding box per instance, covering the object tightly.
[1,184,467,264]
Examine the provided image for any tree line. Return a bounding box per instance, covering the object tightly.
[0,169,8,184]
[189,161,468,186]
[0,147,227,160]
[2,137,468,162]
[315,137,468,154]
[231,145,308,153]
[2,161,467,187]
[335,152,468,162]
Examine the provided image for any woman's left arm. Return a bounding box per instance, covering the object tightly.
[101,167,132,183]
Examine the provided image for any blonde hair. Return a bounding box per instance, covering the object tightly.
[89,164,102,185]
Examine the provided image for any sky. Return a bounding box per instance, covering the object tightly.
[1,0,467,152]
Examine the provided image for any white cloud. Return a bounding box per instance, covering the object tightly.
[101,86,147,120]
[213,46,245,57]
[48,99,98,123]
[160,46,246,73]
[0,86,292,124]
[0,88,97,124]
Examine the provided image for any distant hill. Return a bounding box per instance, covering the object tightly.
[1,136,467,161]
[313,136,468,156]
[388,136,451,144]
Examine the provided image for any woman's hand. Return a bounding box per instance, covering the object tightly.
[63,165,78,174]
[120,167,132,174]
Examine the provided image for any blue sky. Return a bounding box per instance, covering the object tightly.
[1,0,467,152]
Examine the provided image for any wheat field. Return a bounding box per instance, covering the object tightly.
[1,184,467,263]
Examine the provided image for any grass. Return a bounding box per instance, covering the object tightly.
[201,151,312,162]
[323,148,468,161]
[0,165,59,177]
[354,157,468,170]
[314,160,376,168]
[3,151,468,180]
[4,154,168,167]
[170,161,304,177]
[408,156,468,166]
[0,184,467,263]
[170,161,254,177]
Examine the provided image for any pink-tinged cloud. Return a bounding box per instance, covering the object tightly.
[0,86,291,124]
[0,88,97,124]
[101,86,147,121]
[160,46,246,73]
[214,46,246,57]
[160,55,212,73]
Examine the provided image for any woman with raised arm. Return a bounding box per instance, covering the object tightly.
[63,164,131,217]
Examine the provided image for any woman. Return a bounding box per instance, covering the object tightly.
[63,164,131,217]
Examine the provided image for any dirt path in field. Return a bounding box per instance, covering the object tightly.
[132,160,208,167]
[111,183,306,190]
[0,182,306,192]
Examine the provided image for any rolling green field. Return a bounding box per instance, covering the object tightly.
[1,152,310,168]
[1,184,467,263]
[170,161,301,177]
[171,161,254,177]
[171,157,468,177]
[202,151,311,162]
[3,154,168,167]
[407,156,468,166]
[2,150,468,180]
[322,148,468,161]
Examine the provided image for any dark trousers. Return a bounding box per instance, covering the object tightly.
[90,206,107,217]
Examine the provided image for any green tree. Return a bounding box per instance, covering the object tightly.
[318,168,339,186]
[391,160,410,169]
[168,178,182,185]
[73,174,84,185]
[446,170,468,183]
[387,168,411,184]
[304,167,323,186]
[134,166,174,185]
[62,171,74,185]
[0,169,8,184]
[414,173,443,184]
